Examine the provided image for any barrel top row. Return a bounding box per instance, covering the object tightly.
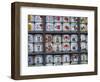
[28,15,88,23]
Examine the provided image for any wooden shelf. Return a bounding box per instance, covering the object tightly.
[45,31,78,34]
[28,31,44,34]
[28,31,88,34]
[28,51,87,55]
[45,31,88,34]
[28,21,87,24]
